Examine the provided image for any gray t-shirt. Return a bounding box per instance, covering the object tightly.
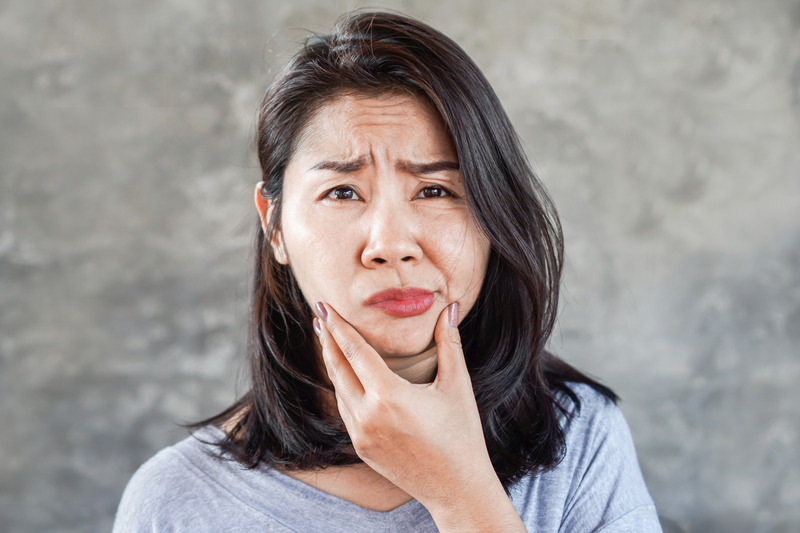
[113,383,661,532]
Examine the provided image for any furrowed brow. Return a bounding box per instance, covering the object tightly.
[398,160,460,175]
[309,156,368,173]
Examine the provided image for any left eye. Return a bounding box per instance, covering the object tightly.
[325,186,360,200]
[416,186,452,199]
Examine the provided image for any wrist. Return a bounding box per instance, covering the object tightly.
[425,474,527,533]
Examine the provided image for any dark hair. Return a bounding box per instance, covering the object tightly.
[196,10,617,489]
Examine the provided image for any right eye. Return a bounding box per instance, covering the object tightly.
[325,186,360,200]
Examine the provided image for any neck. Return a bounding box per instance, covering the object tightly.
[314,338,439,385]
[278,461,414,511]
[315,342,438,420]
[381,345,438,383]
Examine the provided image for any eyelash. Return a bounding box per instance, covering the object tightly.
[323,185,455,201]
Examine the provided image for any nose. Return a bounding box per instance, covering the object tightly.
[360,202,423,268]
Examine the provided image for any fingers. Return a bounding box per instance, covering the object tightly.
[314,302,394,395]
[433,302,471,387]
[313,319,360,434]
[314,316,365,402]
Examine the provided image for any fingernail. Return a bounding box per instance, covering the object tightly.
[313,317,322,336]
[448,302,459,328]
[315,302,328,322]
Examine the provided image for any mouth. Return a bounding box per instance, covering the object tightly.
[364,287,436,318]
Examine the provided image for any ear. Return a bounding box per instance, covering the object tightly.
[254,182,289,265]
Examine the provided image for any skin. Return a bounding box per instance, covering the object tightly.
[254,93,526,531]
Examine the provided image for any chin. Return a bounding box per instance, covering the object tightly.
[360,329,436,359]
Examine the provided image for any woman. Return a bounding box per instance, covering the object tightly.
[114,11,661,532]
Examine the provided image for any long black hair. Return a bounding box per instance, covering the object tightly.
[195,10,617,490]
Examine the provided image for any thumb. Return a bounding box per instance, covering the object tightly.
[433,302,469,386]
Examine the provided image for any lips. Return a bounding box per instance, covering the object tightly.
[365,287,435,318]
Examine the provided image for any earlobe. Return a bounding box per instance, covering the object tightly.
[254,182,290,265]
[271,230,289,265]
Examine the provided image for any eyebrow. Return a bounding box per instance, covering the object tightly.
[309,156,369,173]
[397,160,460,174]
[309,157,460,175]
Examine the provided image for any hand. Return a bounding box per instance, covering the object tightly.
[313,302,527,532]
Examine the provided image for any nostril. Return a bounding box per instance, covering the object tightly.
[373,258,387,264]
[401,256,414,262]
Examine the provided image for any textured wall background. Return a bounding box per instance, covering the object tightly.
[1,1,798,532]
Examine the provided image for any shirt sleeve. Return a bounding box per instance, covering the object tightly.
[558,389,662,533]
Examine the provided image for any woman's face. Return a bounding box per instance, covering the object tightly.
[262,92,490,378]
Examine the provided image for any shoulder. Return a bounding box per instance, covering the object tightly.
[558,383,662,529]
[559,381,630,449]
[510,382,663,532]
[113,432,212,531]
[116,438,198,505]
[112,427,280,533]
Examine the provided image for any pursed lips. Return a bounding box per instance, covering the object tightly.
[364,287,436,318]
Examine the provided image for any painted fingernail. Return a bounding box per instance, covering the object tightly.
[313,317,322,336]
[448,302,459,328]
[315,302,328,322]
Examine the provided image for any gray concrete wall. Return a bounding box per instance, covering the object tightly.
[1,1,798,531]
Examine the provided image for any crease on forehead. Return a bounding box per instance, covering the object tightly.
[292,89,453,161]
[309,156,460,177]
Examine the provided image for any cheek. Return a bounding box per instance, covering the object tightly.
[282,202,332,257]
[426,215,490,294]
[280,206,357,297]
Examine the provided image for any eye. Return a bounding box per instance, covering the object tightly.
[325,186,360,201]
[416,185,454,199]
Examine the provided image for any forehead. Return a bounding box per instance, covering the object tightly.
[291,91,455,161]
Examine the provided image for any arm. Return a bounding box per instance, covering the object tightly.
[314,302,527,533]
